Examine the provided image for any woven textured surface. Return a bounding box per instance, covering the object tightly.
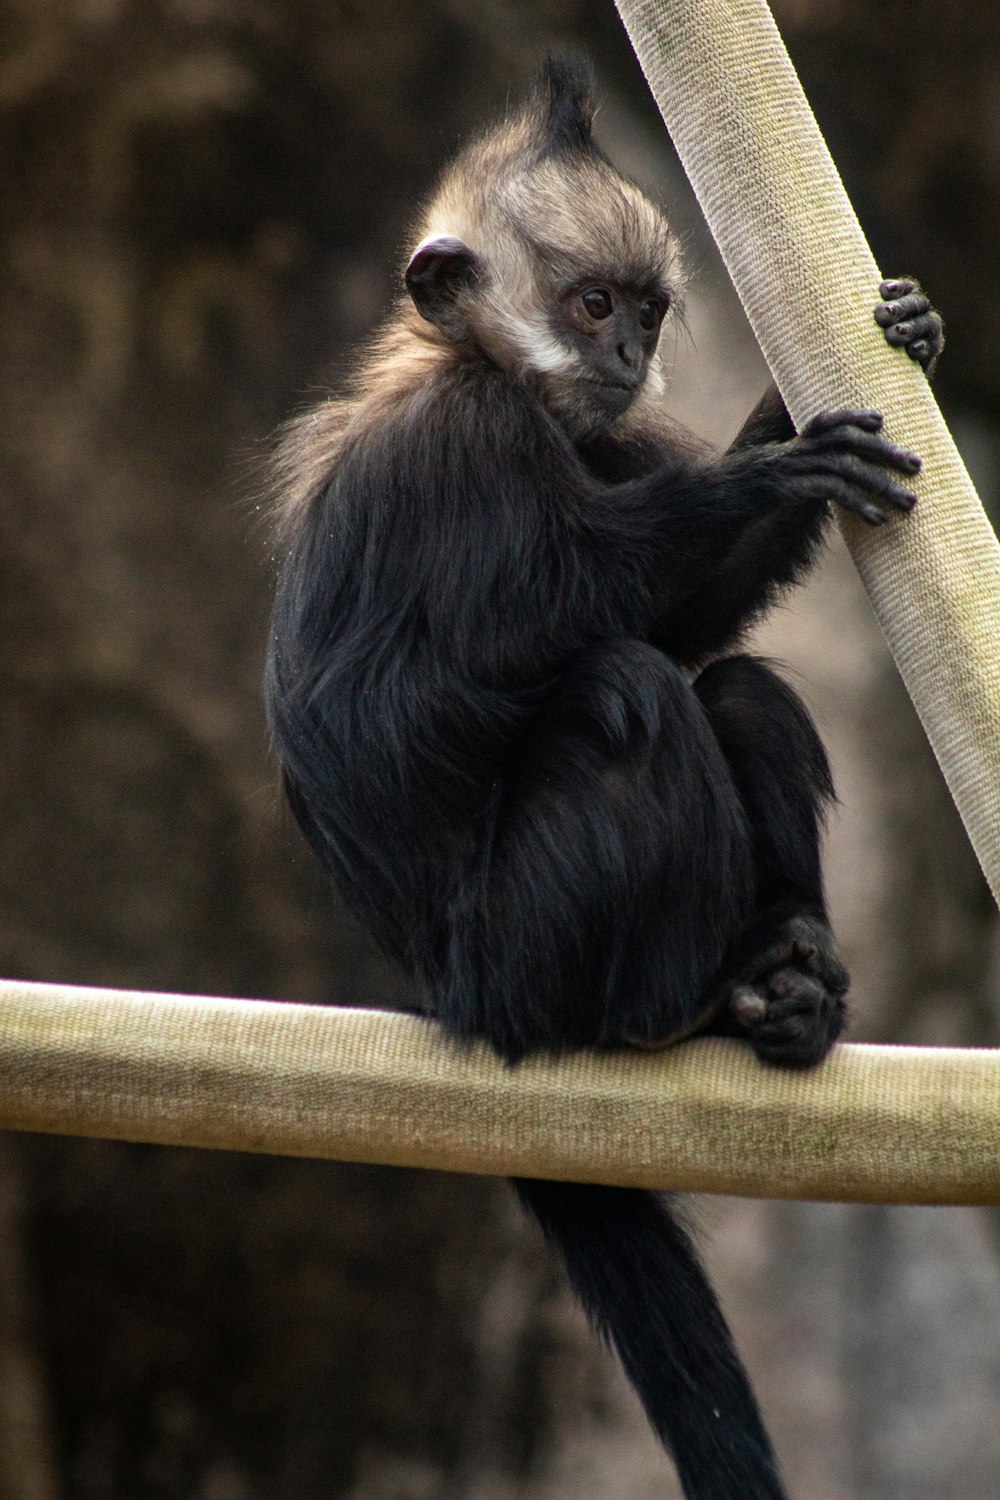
[4,14,998,1207]
[1,979,997,1204]
[614,0,1000,904]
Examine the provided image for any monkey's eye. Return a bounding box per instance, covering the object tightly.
[639,297,665,332]
[581,288,614,321]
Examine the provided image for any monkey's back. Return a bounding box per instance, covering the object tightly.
[267,358,639,965]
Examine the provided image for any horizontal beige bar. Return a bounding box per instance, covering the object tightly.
[0,978,997,1204]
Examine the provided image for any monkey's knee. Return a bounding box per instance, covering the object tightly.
[459,641,760,1056]
[694,654,833,803]
[551,638,697,744]
[694,653,812,726]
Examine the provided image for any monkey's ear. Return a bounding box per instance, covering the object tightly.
[405,236,479,338]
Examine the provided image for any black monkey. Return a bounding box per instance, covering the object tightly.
[265,59,943,1500]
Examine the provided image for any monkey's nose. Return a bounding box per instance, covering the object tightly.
[616,336,641,370]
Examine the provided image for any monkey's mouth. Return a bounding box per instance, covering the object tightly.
[551,378,638,437]
[590,381,638,414]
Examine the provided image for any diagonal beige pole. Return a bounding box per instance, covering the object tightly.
[614,0,1000,904]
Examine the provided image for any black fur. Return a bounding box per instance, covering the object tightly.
[268,359,843,1061]
[266,355,833,1498]
[515,1181,786,1499]
[265,62,935,1500]
[535,54,597,155]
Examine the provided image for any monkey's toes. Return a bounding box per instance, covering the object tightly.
[723,913,848,1067]
[730,984,768,1028]
[741,968,847,1068]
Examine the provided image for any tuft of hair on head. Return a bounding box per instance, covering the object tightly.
[531,53,597,157]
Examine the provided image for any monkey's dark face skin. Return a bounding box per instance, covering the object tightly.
[555,280,668,419]
[265,55,943,1500]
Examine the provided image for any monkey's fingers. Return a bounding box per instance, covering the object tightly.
[787,415,922,520]
[883,315,935,348]
[807,451,918,503]
[800,407,883,437]
[879,277,919,301]
[791,476,891,526]
[883,312,943,359]
[795,422,921,476]
[797,409,921,481]
[791,466,917,526]
[874,279,944,371]
[874,290,929,328]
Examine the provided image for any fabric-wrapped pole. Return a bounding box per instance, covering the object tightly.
[1,978,998,1205]
[613,0,1000,903]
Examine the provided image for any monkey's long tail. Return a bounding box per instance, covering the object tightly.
[514,1179,787,1500]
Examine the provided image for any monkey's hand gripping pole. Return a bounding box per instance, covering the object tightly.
[614,0,1000,908]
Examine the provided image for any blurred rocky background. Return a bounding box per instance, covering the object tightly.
[1,1,998,1497]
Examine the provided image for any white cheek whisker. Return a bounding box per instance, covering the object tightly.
[506,313,581,377]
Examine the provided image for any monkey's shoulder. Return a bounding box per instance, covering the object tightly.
[389,351,570,449]
[319,356,583,517]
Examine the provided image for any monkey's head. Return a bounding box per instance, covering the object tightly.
[404,57,683,440]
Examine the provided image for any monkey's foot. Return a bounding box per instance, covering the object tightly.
[719,913,848,1068]
[874,277,944,375]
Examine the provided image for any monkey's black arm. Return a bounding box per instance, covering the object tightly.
[608,411,920,664]
[651,283,943,659]
[646,489,826,662]
[728,382,796,450]
[645,387,821,662]
[608,442,825,663]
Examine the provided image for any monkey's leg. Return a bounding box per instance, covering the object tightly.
[693,654,848,1066]
[438,640,758,1061]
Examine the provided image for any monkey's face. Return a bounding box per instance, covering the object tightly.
[533,279,670,437]
[403,57,684,440]
[405,235,674,440]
